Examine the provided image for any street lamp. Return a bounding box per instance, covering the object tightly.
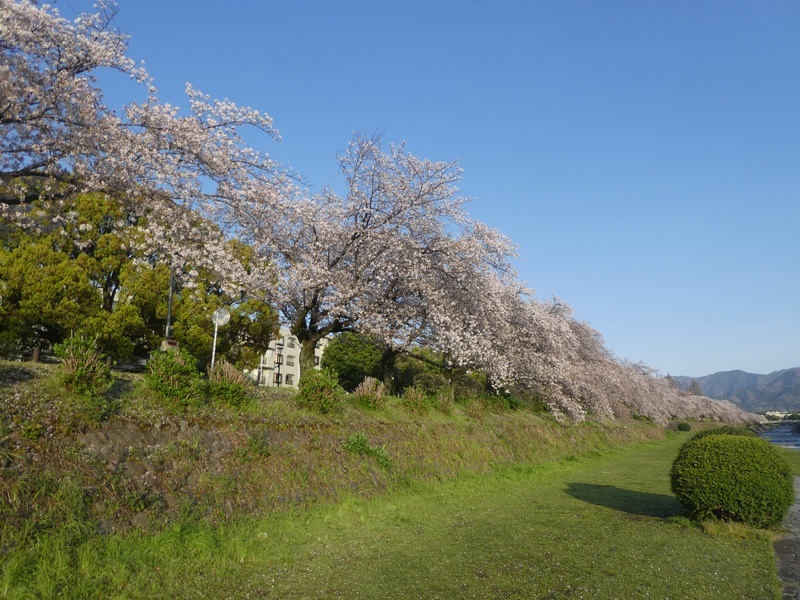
[275,339,284,386]
[210,307,230,370]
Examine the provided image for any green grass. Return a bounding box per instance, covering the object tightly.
[1,431,783,599]
[779,446,800,475]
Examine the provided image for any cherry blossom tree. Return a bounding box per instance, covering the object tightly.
[254,134,521,374]
[1,0,287,290]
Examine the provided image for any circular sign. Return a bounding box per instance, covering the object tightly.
[211,308,231,326]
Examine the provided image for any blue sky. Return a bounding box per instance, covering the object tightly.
[76,1,799,377]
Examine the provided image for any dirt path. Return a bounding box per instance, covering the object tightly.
[775,477,800,599]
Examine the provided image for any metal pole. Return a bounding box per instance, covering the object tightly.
[211,321,219,369]
[165,266,174,340]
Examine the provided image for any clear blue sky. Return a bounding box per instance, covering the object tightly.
[75,0,799,377]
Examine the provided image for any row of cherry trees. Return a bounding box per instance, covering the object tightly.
[0,0,754,424]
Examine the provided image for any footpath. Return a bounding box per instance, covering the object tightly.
[775,477,800,599]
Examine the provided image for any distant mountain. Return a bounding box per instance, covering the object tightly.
[673,368,800,413]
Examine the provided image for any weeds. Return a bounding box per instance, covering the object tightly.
[53,335,113,398]
[145,349,205,410]
[343,432,393,470]
[352,377,387,410]
[401,386,430,414]
[208,360,252,407]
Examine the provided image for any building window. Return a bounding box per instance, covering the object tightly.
[314,356,320,366]
[285,374,294,386]
[274,354,283,365]
[273,373,282,385]
[287,337,296,348]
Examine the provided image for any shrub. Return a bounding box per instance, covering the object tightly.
[676,422,692,432]
[352,376,387,410]
[684,426,755,444]
[53,335,112,398]
[413,372,449,396]
[296,368,343,414]
[145,349,205,409]
[670,434,794,528]
[208,360,251,407]
[401,386,431,414]
[452,372,487,402]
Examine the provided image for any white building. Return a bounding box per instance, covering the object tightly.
[252,327,329,389]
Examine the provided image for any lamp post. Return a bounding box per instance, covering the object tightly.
[165,266,174,340]
[210,308,230,370]
[275,339,284,386]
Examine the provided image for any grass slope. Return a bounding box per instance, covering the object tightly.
[3,433,791,599]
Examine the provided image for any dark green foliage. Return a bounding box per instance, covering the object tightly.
[393,350,444,393]
[413,372,449,395]
[452,372,487,402]
[207,360,251,407]
[502,383,550,413]
[481,393,512,413]
[145,349,205,409]
[343,432,392,470]
[670,434,794,528]
[53,335,112,398]
[676,422,692,432]
[296,368,343,414]
[320,332,383,391]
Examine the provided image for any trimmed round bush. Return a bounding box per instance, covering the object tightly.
[676,422,692,432]
[670,434,794,528]
[684,425,755,444]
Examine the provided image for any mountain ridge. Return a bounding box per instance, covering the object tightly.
[673,367,800,413]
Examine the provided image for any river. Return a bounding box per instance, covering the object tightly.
[756,422,800,449]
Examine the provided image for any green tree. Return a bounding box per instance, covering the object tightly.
[321,332,384,392]
[0,190,277,366]
[0,235,101,354]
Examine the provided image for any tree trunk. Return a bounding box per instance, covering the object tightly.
[381,347,399,394]
[32,346,41,363]
[299,337,320,380]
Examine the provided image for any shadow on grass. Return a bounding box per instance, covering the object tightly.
[566,482,686,519]
[0,365,37,387]
[107,376,135,400]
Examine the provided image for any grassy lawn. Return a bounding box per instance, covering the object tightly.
[3,431,788,599]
